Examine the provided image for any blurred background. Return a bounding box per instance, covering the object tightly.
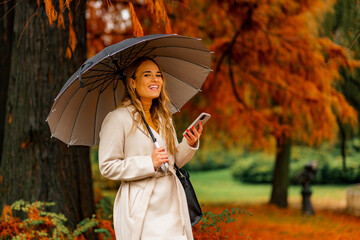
[1,0,360,239]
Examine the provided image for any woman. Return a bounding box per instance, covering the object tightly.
[98,57,203,240]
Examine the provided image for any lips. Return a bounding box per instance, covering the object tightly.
[148,85,159,90]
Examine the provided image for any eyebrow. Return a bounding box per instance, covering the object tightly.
[142,70,161,74]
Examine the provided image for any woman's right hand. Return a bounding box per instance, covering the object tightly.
[151,147,169,171]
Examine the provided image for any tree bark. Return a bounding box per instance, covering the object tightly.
[269,135,291,208]
[0,0,94,229]
[0,0,15,165]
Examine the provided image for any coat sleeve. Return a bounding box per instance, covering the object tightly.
[174,133,199,169]
[98,110,156,181]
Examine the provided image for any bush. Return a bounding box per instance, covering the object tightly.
[183,148,239,171]
[0,200,114,240]
[232,146,360,184]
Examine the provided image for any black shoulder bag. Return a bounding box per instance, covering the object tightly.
[174,163,202,226]
[141,114,202,226]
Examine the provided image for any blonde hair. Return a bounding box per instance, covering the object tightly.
[120,57,177,154]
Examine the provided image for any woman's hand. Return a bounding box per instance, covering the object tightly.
[184,122,203,148]
[151,147,169,171]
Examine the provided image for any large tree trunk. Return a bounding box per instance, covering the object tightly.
[269,135,291,208]
[0,0,94,229]
[0,0,15,165]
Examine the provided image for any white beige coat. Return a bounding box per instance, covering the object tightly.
[98,104,198,240]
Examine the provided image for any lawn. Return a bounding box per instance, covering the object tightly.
[189,168,349,208]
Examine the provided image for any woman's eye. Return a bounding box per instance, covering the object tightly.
[156,75,162,78]
[144,74,151,77]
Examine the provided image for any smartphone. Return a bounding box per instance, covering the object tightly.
[183,112,211,136]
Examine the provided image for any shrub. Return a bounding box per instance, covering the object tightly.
[0,200,114,240]
[183,148,239,171]
[232,147,360,184]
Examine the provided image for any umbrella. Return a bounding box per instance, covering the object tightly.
[47,34,212,146]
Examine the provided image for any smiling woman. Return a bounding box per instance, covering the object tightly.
[98,57,204,239]
[130,60,164,106]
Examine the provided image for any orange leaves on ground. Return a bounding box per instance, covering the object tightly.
[129,2,144,37]
[198,204,360,240]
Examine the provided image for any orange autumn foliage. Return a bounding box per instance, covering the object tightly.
[167,0,360,150]
[129,2,144,37]
[86,0,172,57]
[0,200,116,239]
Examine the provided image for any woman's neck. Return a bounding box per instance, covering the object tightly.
[140,98,153,112]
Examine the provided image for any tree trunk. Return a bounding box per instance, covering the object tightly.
[0,0,14,165]
[269,135,291,208]
[0,0,94,229]
[337,117,347,171]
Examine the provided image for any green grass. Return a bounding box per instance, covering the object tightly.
[189,168,350,205]
[99,168,351,207]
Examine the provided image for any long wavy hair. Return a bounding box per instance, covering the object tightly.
[120,57,177,154]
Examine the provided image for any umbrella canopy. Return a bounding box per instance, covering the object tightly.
[47,34,212,146]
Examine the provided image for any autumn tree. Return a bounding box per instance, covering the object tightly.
[0,0,94,228]
[167,0,359,207]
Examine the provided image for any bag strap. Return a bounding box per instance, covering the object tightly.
[140,112,157,144]
[174,163,179,170]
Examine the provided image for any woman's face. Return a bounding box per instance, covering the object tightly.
[130,60,163,101]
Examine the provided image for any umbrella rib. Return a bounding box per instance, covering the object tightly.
[92,86,102,146]
[87,74,116,93]
[113,73,120,90]
[51,81,86,136]
[162,69,202,91]
[121,45,135,67]
[123,42,149,67]
[113,74,123,109]
[99,61,116,71]
[169,100,180,113]
[80,72,114,80]
[99,78,114,93]
[152,54,211,70]
[82,72,115,88]
[86,68,115,72]
[68,81,98,145]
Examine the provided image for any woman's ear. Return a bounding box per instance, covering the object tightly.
[129,78,136,89]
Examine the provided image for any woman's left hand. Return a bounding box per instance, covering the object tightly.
[184,122,203,148]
